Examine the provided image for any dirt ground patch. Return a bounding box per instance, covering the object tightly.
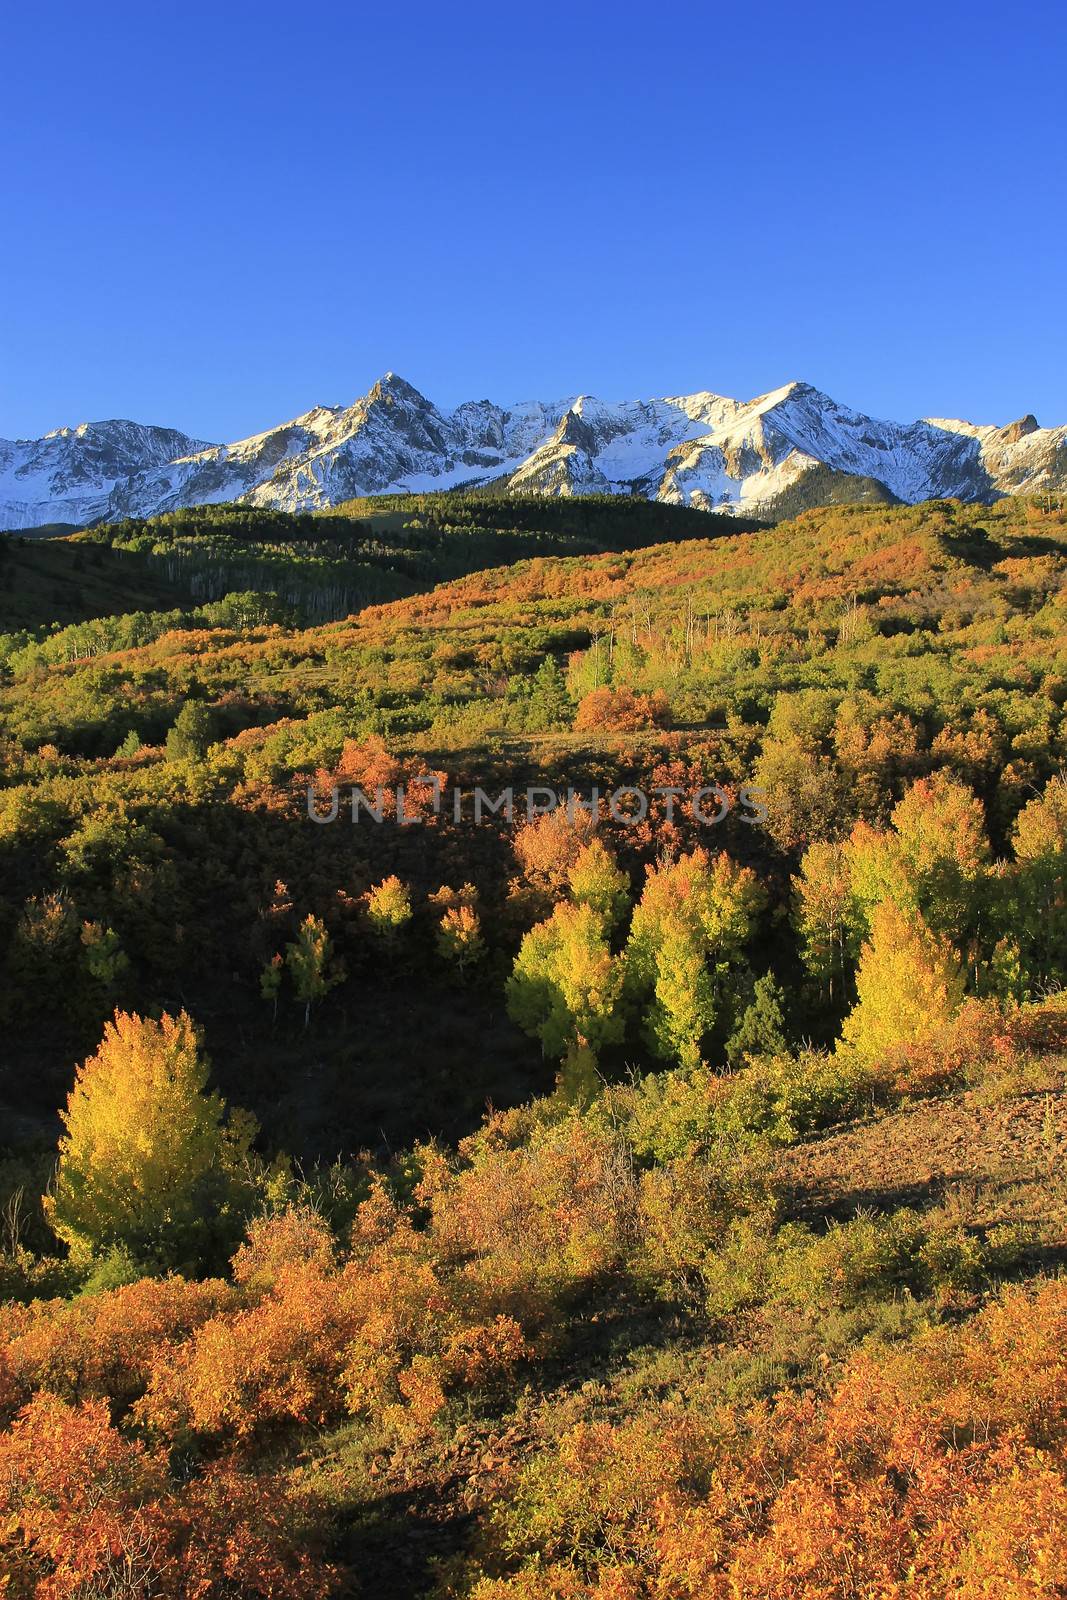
[776,1088,1067,1241]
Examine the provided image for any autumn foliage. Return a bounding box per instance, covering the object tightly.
[0,1392,333,1598]
[574,686,672,734]
[462,1278,1067,1598]
[2,498,1067,1594]
[44,1010,256,1272]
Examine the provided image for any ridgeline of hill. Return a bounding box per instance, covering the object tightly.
[1,493,754,635]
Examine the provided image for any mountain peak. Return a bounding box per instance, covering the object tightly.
[775,379,835,405]
[367,372,429,407]
[999,414,1040,443]
[748,379,828,415]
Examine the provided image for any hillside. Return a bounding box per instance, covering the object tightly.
[0,493,1063,1117]
[0,493,743,638]
[0,533,192,633]
[0,493,1066,1597]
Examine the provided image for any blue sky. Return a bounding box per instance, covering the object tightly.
[1,0,1064,442]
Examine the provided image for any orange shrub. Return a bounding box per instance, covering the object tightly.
[313,735,447,823]
[0,1392,169,1599]
[467,1279,1067,1599]
[513,806,600,895]
[573,687,672,734]
[168,1456,335,1599]
[231,1205,337,1292]
[430,1121,636,1326]
[0,1275,234,1422]
[442,1315,530,1389]
[872,991,1067,1097]
[138,1261,365,1439]
[0,1392,334,1599]
[137,1187,535,1447]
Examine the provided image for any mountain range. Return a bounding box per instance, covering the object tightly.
[2,374,1064,531]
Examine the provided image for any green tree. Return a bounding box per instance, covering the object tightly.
[888,772,991,948]
[793,839,858,1006]
[754,734,846,852]
[285,913,344,1027]
[165,699,215,761]
[79,921,130,993]
[843,774,992,989]
[506,901,625,1084]
[4,891,80,1022]
[567,839,630,930]
[525,655,573,731]
[1011,776,1067,986]
[625,847,765,1069]
[725,972,790,1068]
[643,912,716,1072]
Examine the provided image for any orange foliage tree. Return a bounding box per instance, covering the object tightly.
[0,1391,333,1599]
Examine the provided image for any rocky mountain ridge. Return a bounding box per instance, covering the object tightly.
[2,374,1064,529]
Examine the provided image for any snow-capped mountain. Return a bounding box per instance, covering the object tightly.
[0,420,211,530]
[2,375,1064,530]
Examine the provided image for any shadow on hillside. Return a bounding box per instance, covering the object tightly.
[333,1488,474,1600]
[0,791,556,1159]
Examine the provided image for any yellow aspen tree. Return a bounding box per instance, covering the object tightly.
[841,900,965,1062]
[436,904,485,974]
[506,901,625,1072]
[1011,776,1067,985]
[45,1009,255,1270]
[566,839,630,929]
[625,847,764,1069]
[363,876,414,945]
[792,839,855,1004]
